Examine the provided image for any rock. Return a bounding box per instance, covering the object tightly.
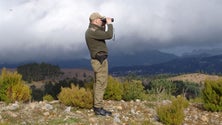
[121,100,125,103]
[89,117,97,123]
[43,112,50,116]
[76,110,82,114]
[49,100,60,104]
[64,106,71,112]
[122,115,129,121]
[0,100,222,125]
[162,100,171,105]
[115,106,123,110]
[7,102,19,111]
[6,111,17,117]
[136,99,141,102]
[113,114,121,123]
[42,104,53,110]
[193,114,198,120]
[130,109,136,114]
[29,102,37,109]
[200,115,209,122]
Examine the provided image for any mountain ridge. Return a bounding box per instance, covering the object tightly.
[1,49,222,76]
[0,50,178,69]
[110,54,222,76]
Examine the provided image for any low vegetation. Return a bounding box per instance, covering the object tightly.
[0,68,31,103]
[1,66,222,125]
[57,84,93,109]
[31,77,85,101]
[157,96,189,125]
[148,79,175,95]
[43,94,54,102]
[104,76,123,101]
[122,80,146,101]
[202,79,222,112]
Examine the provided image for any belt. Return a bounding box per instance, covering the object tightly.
[92,52,108,64]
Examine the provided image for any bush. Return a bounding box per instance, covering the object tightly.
[7,82,31,102]
[84,82,93,90]
[173,80,201,99]
[157,96,189,125]
[58,84,93,109]
[104,76,123,101]
[148,79,176,95]
[202,79,222,112]
[0,68,31,103]
[43,94,54,101]
[122,80,146,101]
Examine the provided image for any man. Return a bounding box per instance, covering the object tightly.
[85,12,113,116]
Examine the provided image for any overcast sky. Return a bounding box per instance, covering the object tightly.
[0,0,222,63]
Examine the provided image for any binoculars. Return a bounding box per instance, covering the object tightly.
[101,18,114,23]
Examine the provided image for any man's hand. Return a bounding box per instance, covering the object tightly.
[106,17,112,24]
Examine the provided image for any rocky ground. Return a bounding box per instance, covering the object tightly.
[0,100,222,125]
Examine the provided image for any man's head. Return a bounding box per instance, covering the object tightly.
[89,12,104,26]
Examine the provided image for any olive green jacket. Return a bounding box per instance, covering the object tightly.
[85,23,113,59]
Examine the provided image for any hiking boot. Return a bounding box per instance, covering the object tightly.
[93,107,112,116]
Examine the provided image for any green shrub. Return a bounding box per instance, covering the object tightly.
[202,79,222,112]
[7,82,31,102]
[148,79,176,95]
[43,94,54,101]
[58,84,93,109]
[157,96,188,125]
[173,80,201,99]
[57,86,73,106]
[104,76,123,101]
[0,68,31,103]
[122,80,146,101]
[84,82,93,90]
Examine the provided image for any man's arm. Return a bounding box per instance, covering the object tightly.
[91,24,113,40]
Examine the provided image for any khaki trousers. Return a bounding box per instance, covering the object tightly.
[91,59,108,108]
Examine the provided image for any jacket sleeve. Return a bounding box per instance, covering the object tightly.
[90,24,113,40]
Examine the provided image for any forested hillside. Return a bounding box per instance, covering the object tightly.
[17,63,63,82]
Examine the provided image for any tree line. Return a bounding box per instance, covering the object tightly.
[17,62,63,82]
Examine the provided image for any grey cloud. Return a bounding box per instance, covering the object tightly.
[0,0,222,63]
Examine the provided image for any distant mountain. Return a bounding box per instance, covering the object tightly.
[50,59,91,69]
[0,50,178,69]
[110,54,222,76]
[108,50,178,67]
[0,62,24,69]
[0,59,92,69]
[182,48,222,57]
[47,50,178,69]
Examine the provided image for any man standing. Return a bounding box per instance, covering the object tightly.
[85,12,113,116]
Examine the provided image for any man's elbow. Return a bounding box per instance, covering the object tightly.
[107,33,113,39]
[107,36,113,39]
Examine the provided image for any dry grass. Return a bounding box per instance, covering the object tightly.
[168,73,222,84]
